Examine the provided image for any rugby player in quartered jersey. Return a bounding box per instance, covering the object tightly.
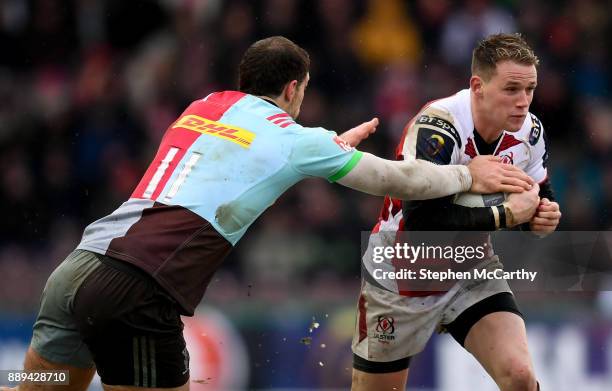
[75,90,366,315]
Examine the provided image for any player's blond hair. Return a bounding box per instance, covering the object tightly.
[471,33,539,81]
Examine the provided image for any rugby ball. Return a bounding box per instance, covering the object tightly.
[453,192,507,207]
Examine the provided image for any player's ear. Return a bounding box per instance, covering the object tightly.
[283,80,298,102]
[470,75,484,97]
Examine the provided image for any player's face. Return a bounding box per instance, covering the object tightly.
[482,61,537,132]
[288,73,309,119]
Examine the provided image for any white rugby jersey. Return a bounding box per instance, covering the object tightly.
[366,88,550,296]
[397,88,548,182]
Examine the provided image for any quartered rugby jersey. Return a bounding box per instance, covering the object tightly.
[367,88,549,296]
[77,91,363,314]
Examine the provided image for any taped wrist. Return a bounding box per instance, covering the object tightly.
[491,205,508,230]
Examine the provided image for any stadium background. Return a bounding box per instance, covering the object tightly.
[0,0,611,389]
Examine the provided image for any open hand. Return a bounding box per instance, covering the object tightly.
[468,155,534,194]
[339,117,379,147]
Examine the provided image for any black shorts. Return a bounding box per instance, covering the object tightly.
[445,291,523,347]
[72,254,189,387]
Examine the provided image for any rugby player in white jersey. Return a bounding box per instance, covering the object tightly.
[351,34,561,391]
[2,36,534,391]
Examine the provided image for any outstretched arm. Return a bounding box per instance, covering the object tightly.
[336,153,533,201]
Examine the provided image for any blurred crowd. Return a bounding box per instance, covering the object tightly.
[1,0,611,313]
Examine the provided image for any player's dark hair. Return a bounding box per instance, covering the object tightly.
[472,33,539,81]
[239,36,310,97]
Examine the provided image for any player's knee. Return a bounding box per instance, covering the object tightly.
[498,361,537,391]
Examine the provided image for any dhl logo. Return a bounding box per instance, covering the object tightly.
[173,115,255,148]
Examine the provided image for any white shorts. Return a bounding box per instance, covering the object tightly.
[351,257,521,372]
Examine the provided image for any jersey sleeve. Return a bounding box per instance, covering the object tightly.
[402,106,462,165]
[290,127,363,181]
[524,113,549,183]
[402,107,497,231]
